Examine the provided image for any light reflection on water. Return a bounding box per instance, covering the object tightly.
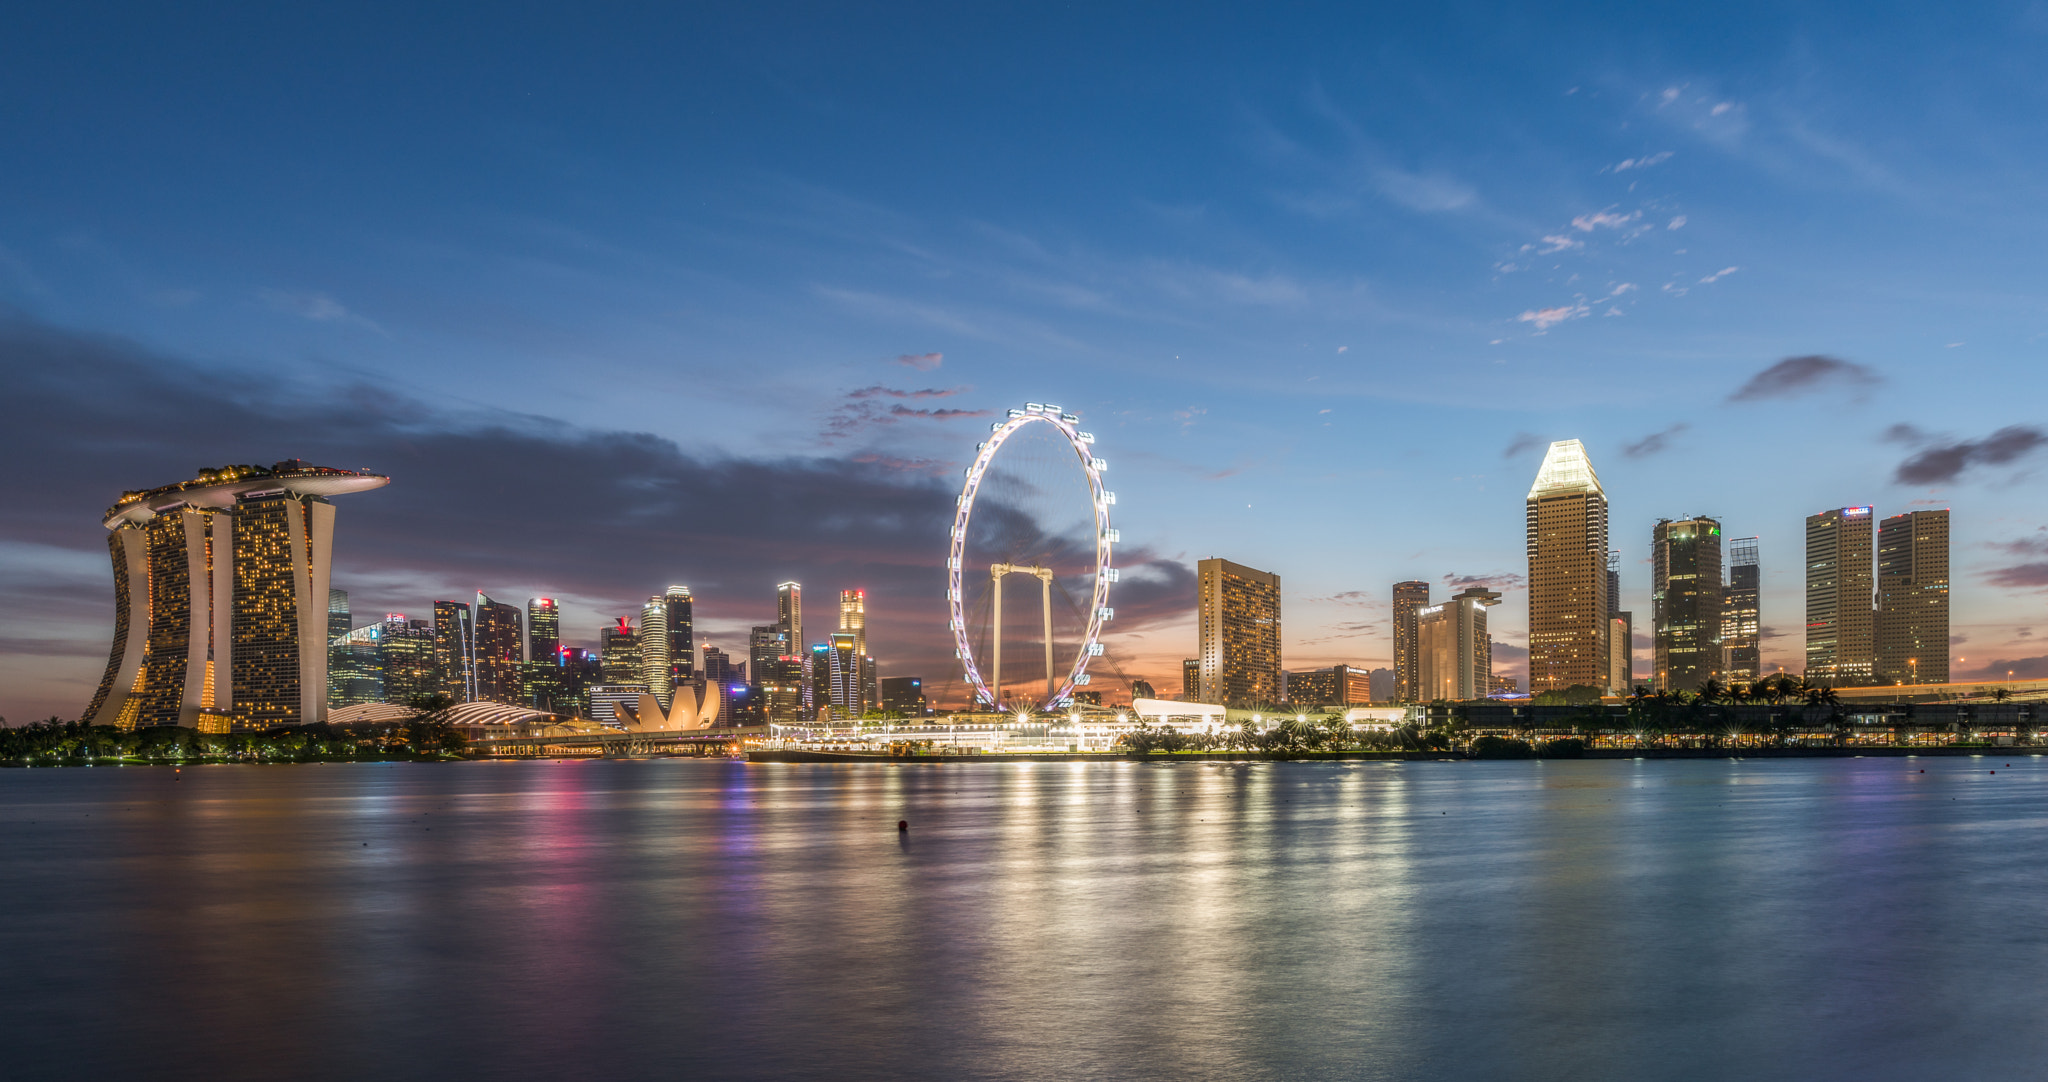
[3,757,2046,1081]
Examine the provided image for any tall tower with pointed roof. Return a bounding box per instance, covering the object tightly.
[1526,440,1611,693]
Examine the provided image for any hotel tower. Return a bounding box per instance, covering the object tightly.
[1526,440,1611,694]
[84,461,390,730]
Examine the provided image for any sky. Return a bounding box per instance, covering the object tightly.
[4,1,2048,722]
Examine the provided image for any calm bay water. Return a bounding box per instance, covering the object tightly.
[3,756,2045,1081]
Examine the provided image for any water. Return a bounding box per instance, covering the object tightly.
[2,756,2044,1081]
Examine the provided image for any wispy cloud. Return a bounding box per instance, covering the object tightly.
[1895,425,2048,485]
[1698,266,1740,284]
[1571,208,1642,232]
[1516,302,1589,331]
[895,352,943,371]
[1728,355,1881,402]
[848,385,968,401]
[1623,422,1688,458]
[1503,432,1546,459]
[824,385,990,441]
[1443,571,1524,592]
[258,290,384,333]
[1374,168,1477,212]
[1605,151,1674,173]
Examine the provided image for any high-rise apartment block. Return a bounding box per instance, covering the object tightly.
[1723,537,1761,683]
[1286,663,1373,706]
[1651,517,1724,692]
[83,462,389,730]
[1197,558,1282,706]
[1805,507,1876,685]
[1416,587,1501,701]
[1526,441,1611,693]
[1391,580,1430,702]
[1877,510,1950,685]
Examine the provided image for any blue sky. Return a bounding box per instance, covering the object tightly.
[4,2,2048,720]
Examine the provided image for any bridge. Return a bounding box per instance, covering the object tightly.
[467,725,771,757]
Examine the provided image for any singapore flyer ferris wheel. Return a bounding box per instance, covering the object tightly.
[947,401,1116,712]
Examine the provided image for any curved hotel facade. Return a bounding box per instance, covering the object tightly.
[83,461,389,731]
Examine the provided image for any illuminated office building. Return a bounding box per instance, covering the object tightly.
[1416,587,1501,701]
[777,581,802,656]
[473,593,524,703]
[526,598,560,662]
[879,676,927,715]
[1182,658,1200,700]
[82,462,389,730]
[379,616,438,704]
[664,586,694,686]
[1197,558,1282,706]
[600,617,641,684]
[839,589,867,657]
[702,645,735,684]
[757,654,807,725]
[809,642,831,720]
[749,625,789,680]
[1607,550,1634,692]
[1526,440,1611,693]
[1806,507,1876,685]
[640,597,672,706]
[433,600,473,700]
[1723,537,1761,684]
[1651,517,1724,692]
[1391,581,1430,702]
[826,632,859,719]
[587,683,650,728]
[1877,509,1950,685]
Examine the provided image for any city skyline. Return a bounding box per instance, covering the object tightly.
[8,5,2048,722]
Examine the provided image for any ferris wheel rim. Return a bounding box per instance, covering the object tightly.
[947,404,1114,712]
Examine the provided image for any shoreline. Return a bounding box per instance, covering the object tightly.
[749,746,2047,764]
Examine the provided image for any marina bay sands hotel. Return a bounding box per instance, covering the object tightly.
[83,461,389,731]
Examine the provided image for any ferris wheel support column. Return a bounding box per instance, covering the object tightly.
[1039,569,1054,705]
[990,566,1003,709]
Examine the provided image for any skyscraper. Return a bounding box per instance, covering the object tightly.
[1416,587,1501,701]
[1877,509,1950,685]
[1723,537,1761,684]
[839,589,867,658]
[664,585,694,686]
[827,631,859,718]
[702,645,734,684]
[1526,440,1610,694]
[809,642,832,720]
[1197,558,1282,706]
[777,581,802,656]
[1805,507,1876,686]
[433,600,473,701]
[749,625,790,683]
[473,593,524,703]
[1651,516,1724,692]
[1607,551,1633,693]
[526,598,560,663]
[1391,580,1430,702]
[600,616,641,684]
[640,596,672,706]
[880,675,928,716]
[82,461,390,730]
[327,589,354,708]
[379,616,438,705]
[1181,658,1200,700]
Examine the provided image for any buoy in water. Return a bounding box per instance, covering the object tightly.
[898,820,908,832]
